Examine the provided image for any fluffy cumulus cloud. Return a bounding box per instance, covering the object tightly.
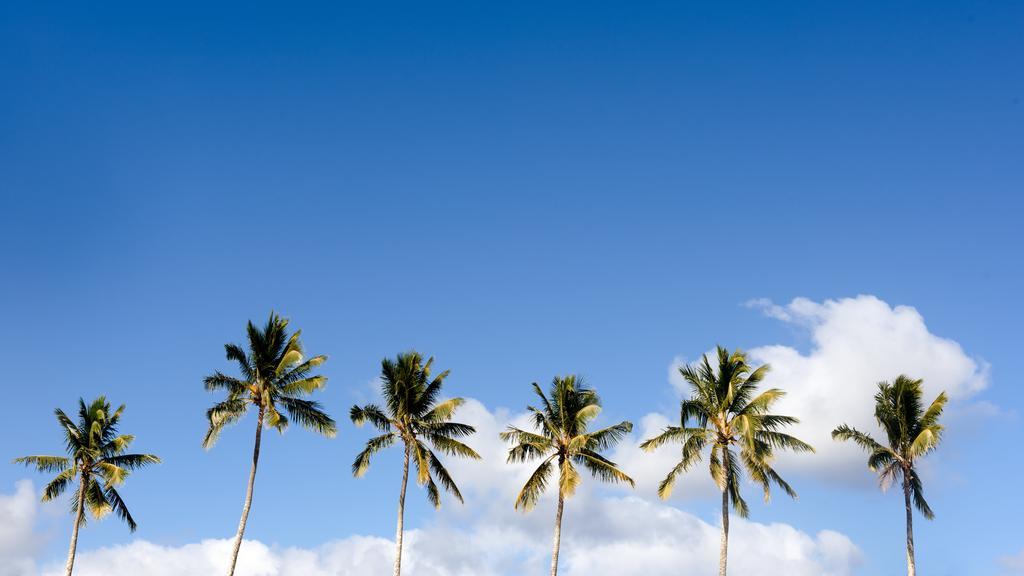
[0,481,41,576]
[742,296,989,481]
[4,399,862,576]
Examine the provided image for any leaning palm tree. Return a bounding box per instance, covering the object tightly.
[203,312,337,576]
[832,375,946,576]
[640,346,813,576]
[13,396,160,576]
[350,351,481,576]
[501,375,634,576]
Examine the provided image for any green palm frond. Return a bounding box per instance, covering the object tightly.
[831,425,884,452]
[576,450,634,487]
[909,469,934,519]
[586,421,633,451]
[85,476,112,520]
[277,396,337,437]
[428,450,464,505]
[756,430,814,453]
[42,468,76,502]
[422,398,465,423]
[351,433,397,477]
[104,486,137,531]
[515,457,555,511]
[12,455,70,473]
[423,434,481,459]
[639,426,686,452]
[350,404,392,431]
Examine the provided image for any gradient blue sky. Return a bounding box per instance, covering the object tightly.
[1,1,1022,575]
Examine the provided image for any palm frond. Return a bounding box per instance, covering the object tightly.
[12,455,70,473]
[422,433,481,460]
[558,458,581,499]
[576,450,634,487]
[278,396,337,437]
[514,457,555,511]
[42,468,76,502]
[832,424,884,452]
[352,433,397,477]
[909,468,934,519]
[103,453,161,471]
[421,398,465,423]
[639,426,686,452]
[586,421,633,451]
[350,404,392,431]
[428,449,464,505]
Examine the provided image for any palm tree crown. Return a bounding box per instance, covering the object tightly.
[640,346,813,509]
[14,396,160,531]
[832,375,947,518]
[501,375,635,510]
[350,351,481,506]
[203,312,336,446]
[202,312,335,576]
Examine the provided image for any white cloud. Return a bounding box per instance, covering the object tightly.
[1001,549,1024,575]
[40,497,860,576]
[745,296,989,481]
[3,398,862,576]
[0,481,41,576]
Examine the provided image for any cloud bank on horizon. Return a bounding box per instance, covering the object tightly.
[0,296,1001,575]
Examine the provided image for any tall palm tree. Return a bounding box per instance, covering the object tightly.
[350,351,481,576]
[202,312,337,576]
[13,396,160,576]
[501,375,634,576]
[832,375,946,576]
[640,346,813,576]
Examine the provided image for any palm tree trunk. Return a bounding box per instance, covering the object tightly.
[904,472,916,576]
[719,485,729,576]
[550,493,564,576]
[394,444,411,576]
[64,475,86,576]
[226,407,264,576]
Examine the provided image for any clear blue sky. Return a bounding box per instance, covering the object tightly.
[1,1,1022,575]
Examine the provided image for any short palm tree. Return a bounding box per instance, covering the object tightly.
[202,312,336,576]
[350,351,481,576]
[501,375,634,576]
[832,375,946,576]
[640,346,813,576]
[13,396,160,576]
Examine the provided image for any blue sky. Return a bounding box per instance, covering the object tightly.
[1,1,1022,575]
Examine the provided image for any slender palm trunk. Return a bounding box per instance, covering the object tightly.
[550,493,565,576]
[64,475,86,576]
[394,444,411,576]
[226,407,264,576]
[719,485,729,576]
[904,472,916,576]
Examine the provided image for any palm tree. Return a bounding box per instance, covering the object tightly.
[202,312,337,576]
[13,396,160,576]
[832,375,946,576]
[501,375,634,576]
[350,351,481,576]
[640,346,813,576]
